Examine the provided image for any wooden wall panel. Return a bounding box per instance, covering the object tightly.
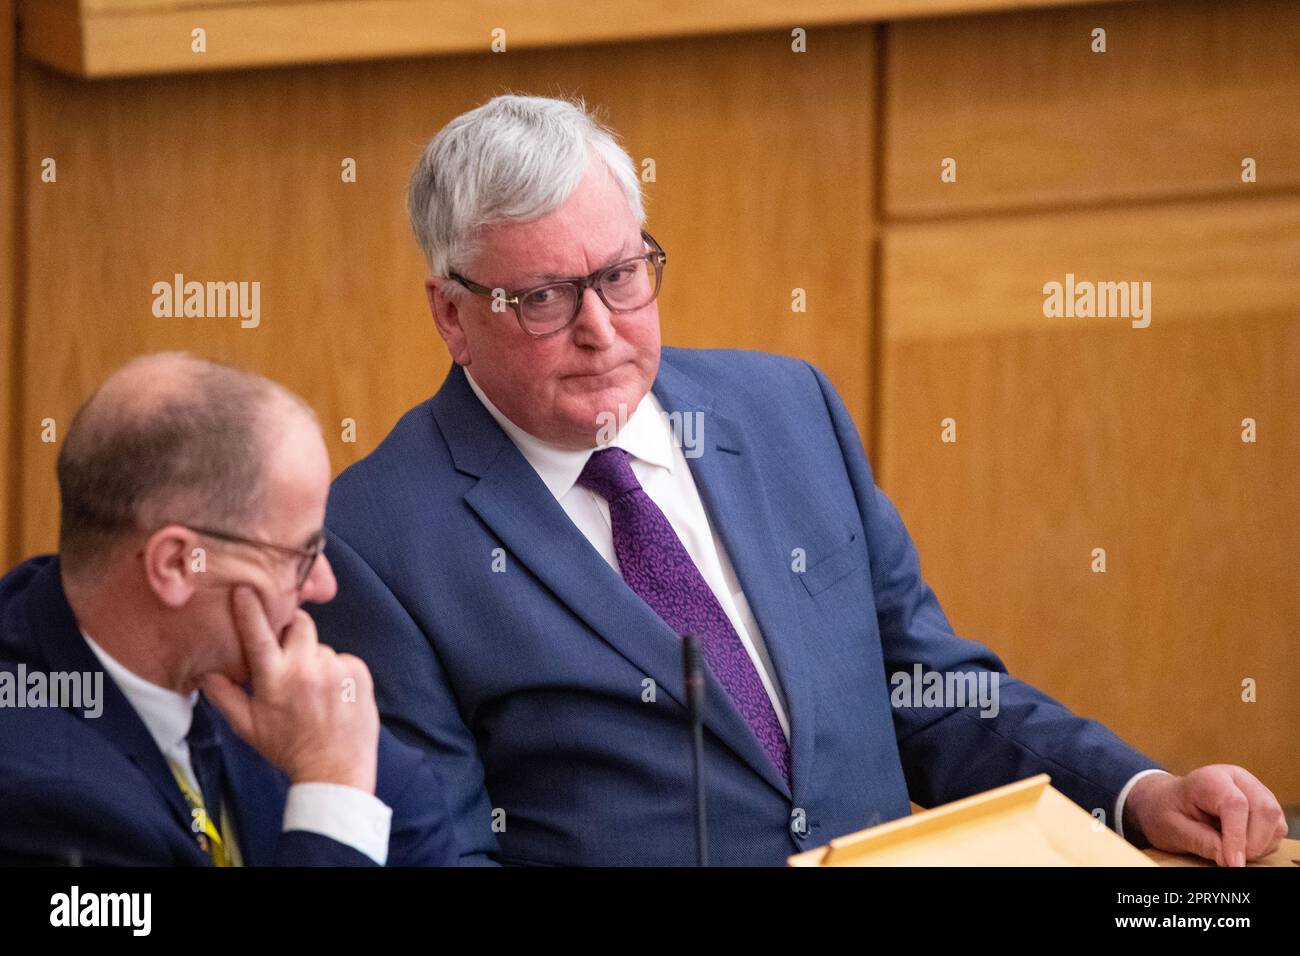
[17,25,876,556]
[884,196,1300,342]
[21,0,1116,78]
[879,197,1300,803]
[884,0,1300,219]
[1,0,16,569]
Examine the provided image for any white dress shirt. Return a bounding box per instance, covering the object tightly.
[82,632,392,864]
[465,371,1165,840]
[466,370,790,739]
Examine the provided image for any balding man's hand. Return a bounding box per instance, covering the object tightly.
[1124,765,1287,866]
[201,585,380,794]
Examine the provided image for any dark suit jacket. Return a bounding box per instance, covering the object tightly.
[0,555,457,866]
[311,348,1163,865]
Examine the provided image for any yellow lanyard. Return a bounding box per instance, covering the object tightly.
[169,762,233,867]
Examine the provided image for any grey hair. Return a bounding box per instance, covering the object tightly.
[407,93,646,292]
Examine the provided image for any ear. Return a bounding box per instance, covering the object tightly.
[426,277,472,367]
[141,525,203,609]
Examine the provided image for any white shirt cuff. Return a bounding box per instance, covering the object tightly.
[282,783,393,865]
[1114,768,1171,841]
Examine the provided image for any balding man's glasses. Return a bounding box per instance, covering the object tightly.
[187,526,325,589]
[448,230,666,337]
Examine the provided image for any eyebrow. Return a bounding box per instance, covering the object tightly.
[518,238,641,284]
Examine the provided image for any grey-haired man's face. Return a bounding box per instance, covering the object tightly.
[427,158,661,449]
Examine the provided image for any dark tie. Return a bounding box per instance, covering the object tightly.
[182,698,231,864]
[577,447,791,784]
[187,700,224,823]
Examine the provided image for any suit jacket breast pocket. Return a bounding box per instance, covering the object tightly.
[797,532,865,597]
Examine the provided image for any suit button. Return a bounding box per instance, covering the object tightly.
[792,820,821,843]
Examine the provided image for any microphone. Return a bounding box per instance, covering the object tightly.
[682,633,708,867]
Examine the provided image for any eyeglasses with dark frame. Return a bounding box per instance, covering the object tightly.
[186,526,325,590]
[448,229,667,337]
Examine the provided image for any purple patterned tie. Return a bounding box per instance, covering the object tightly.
[577,447,791,784]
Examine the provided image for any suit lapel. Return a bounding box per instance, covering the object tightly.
[26,559,198,843]
[432,364,791,797]
[211,695,285,867]
[30,560,286,864]
[654,355,818,803]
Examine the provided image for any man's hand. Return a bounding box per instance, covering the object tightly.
[201,585,380,794]
[1124,765,1287,866]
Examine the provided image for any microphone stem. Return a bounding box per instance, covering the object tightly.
[692,714,708,867]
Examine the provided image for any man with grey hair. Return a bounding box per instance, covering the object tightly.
[0,352,455,866]
[312,94,1286,866]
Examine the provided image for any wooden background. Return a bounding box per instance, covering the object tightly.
[2,0,1296,809]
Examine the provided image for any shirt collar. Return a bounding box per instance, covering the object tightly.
[81,630,198,755]
[464,367,676,500]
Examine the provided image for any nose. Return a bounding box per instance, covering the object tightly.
[300,551,338,604]
[569,287,617,349]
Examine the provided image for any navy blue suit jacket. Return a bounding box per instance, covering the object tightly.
[311,348,1163,865]
[0,555,457,866]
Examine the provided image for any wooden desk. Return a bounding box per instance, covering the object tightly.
[901,800,1300,867]
[1148,837,1300,868]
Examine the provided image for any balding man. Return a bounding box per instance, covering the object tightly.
[0,353,455,866]
[310,94,1286,866]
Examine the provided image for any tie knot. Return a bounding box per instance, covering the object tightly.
[187,698,219,750]
[577,447,642,502]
